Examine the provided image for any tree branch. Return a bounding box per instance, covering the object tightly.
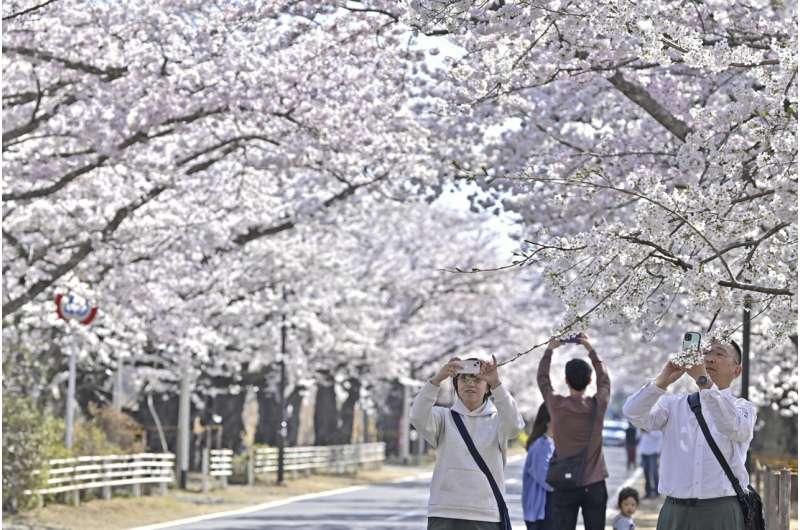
[608,71,691,142]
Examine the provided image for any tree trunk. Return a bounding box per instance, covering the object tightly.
[314,371,338,445]
[286,385,305,446]
[254,364,282,445]
[336,377,360,444]
[211,391,247,453]
[377,379,404,457]
[132,392,181,453]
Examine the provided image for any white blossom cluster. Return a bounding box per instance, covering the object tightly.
[2,0,796,419]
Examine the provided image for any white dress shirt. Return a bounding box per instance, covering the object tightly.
[638,429,662,455]
[623,381,756,499]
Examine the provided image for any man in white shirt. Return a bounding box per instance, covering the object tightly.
[623,340,756,530]
[638,429,662,498]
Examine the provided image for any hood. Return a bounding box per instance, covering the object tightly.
[451,395,497,417]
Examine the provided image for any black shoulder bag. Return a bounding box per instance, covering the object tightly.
[687,392,765,530]
[546,397,597,490]
[450,410,511,530]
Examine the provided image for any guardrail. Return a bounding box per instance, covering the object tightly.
[752,454,797,530]
[247,442,385,484]
[25,453,174,507]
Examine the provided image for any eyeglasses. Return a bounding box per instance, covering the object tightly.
[457,374,482,385]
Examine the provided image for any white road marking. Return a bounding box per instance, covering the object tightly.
[125,485,369,530]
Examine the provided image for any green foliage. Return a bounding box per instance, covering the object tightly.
[2,394,63,513]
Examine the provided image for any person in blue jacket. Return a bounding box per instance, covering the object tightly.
[522,402,555,530]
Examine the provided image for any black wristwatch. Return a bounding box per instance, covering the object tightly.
[695,375,711,389]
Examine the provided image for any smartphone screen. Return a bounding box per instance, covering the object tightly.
[681,332,701,351]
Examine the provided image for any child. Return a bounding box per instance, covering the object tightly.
[613,487,639,530]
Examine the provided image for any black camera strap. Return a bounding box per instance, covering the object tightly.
[450,410,511,530]
[687,392,747,499]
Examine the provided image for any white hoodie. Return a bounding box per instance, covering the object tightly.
[410,381,525,522]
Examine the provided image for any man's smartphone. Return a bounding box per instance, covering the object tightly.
[561,334,582,344]
[681,332,702,351]
[457,359,481,374]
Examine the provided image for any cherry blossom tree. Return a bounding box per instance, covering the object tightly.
[400,0,797,410]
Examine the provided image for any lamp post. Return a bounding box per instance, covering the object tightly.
[741,296,752,400]
[277,289,288,485]
[176,351,191,489]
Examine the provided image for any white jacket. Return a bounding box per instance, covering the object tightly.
[410,381,525,522]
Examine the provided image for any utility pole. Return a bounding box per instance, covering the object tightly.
[398,382,410,464]
[112,356,124,411]
[65,342,78,449]
[176,352,191,489]
[742,296,752,400]
[277,289,288,485]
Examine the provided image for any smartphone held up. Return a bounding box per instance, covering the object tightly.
[456,359,481,374]
[670,331,705,368]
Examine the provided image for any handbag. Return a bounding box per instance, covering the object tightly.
[546,397,597,490]
[687,392,765,530]
[450,410,512,530]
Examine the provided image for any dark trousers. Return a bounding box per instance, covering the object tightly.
[625,444,637,470]
[657,496,744,530]
[427,517,501,530]
[642,453,659,496]
[551,480,607,530]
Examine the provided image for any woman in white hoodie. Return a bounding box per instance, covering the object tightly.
[410,355,525,530]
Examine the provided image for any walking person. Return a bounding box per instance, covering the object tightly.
[624,422,638,471]
[411,355,525,530]
[522,403,555,530]
[536,333,610,530]
[623,339,759,530]
[639,428,662,498]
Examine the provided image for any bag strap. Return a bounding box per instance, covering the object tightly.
[450,410,511,530]
[687,393,747,499]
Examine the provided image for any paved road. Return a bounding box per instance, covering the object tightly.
[144,446,634,530]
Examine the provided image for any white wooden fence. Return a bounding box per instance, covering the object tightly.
[26,442,387,504]
[202,448,233,492]
[26,453,174,507]
[247,442,385,484]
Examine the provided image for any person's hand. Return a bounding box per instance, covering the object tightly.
[577,333,593,352]
[683,362,709,383]
[480,354,501,389]
[547,337,561,351]
[654,360,684,390]
[431,358,461,386]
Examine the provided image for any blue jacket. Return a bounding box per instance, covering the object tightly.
[522,435,554,522]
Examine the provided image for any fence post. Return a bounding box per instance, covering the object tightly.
[202,449,210,493]
[247,447,255,486]
[765,470,778,529]
[778,468,791,530]
[102,459,112,500]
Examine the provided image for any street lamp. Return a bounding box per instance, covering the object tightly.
[277,288,288,485]
[741,296,752,400]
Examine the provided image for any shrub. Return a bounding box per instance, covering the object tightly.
[85,403,145,453]
[2,394,64,512]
